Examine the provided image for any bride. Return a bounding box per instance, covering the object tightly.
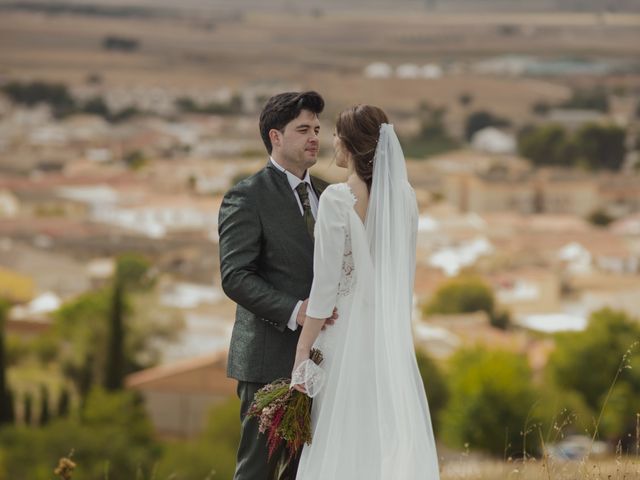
[291,105,440,479]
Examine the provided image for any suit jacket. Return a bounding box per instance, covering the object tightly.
[219,161,329,383]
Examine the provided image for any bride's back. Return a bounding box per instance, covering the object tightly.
[346,177,369,223]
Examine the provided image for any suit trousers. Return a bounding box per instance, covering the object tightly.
[233,381,300,480]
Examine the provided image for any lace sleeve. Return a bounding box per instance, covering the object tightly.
[306,186,349,319]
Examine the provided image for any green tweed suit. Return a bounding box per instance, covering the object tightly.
[219,161,328,480]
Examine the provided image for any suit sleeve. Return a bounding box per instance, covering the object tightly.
[306,188,347,319]
[219,185,299,332]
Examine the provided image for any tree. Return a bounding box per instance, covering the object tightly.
[531,101,551,116]
[103,35,140,52]
[53,281,176,402]
[1,81,76,117]
[0,299,12,426]
[425,276,510,330]
[109,106,139,123]
[115,253,152,290]
[39,384,50,426]
[175,96,197,112]
[53,289,112,400]
[574,123,626,171]
[0,388,160,479]
[82,96,110,117]
[587,208,614,227]
[490,308,512,330]
[175,94,244,116]
[464,110,511,141]
[519,123,626,171]
[546,308,640,444]
[518,124,575,167]
[57,387,71,418]
[562,87,609,113]
[441,347,538,457]
[229,93,243,114]
[123,150,146,170]
[403,103,460,158]
[104,253,156,392]
[104,278,125,391]
[415,349,448,434]
[426,276,495,317]
[2,388,15,426]
[418,103,448,138]
[23,392,33,426]
[458,92,473,108]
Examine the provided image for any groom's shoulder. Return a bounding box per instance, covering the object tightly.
[225,164,271,196]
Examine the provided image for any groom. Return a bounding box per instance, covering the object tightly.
[219,91,333,480]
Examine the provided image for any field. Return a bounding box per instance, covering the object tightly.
[1,9,639,125]
[440,458,640,479]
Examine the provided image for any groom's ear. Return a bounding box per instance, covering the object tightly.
[269,129,282,149]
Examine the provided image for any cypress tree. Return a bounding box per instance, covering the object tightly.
[23,391,33,426]
[4,387,15,425]
[104,279,125,391]
[39,384,50,426]
[0,299,12,426]
[57,387,70,418]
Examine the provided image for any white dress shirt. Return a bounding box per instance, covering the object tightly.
[270,157,319,331]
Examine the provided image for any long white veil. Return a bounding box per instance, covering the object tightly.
[364,123,440,478]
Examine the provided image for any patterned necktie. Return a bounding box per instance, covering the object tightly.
[295,182,315,240]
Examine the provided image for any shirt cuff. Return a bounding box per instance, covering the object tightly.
[287,300,303,331]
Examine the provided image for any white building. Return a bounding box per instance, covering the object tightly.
[471,127,517,155]
[0,189,19,217]
[364,62,393,79]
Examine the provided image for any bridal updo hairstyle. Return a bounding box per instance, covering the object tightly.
[336,105,389,192]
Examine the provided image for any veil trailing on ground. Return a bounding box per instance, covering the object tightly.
[363,123,440,478]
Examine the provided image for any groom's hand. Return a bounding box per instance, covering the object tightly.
[323,308,338,329]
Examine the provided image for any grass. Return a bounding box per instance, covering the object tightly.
[50,456,640,480]
[440,457,639,479]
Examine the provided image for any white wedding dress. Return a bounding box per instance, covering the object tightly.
[295,125,440,479]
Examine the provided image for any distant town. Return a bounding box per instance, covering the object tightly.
[0,5,639,477]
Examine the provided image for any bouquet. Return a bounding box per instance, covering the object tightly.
[247,348,325,464]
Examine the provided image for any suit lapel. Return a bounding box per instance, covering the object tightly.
[310,176,329,198]
[265,163,314,248]
[265,162,332,248]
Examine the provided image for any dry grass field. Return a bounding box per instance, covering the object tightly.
[439,457,640,479]
[1,9,639,122]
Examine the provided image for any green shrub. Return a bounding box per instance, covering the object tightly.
[0,388,160,480]
[546,308,640,444]
[441,347,538,457]
[425,276,495,317]
[155,396,240,480]
[415,349,448,435]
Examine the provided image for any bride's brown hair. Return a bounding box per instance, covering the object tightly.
[336,105,389,192]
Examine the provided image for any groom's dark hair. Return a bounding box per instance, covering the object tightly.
[259,91,325,154]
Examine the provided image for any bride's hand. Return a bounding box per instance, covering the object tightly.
[292,383,307,394]
[291,350,310,393]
